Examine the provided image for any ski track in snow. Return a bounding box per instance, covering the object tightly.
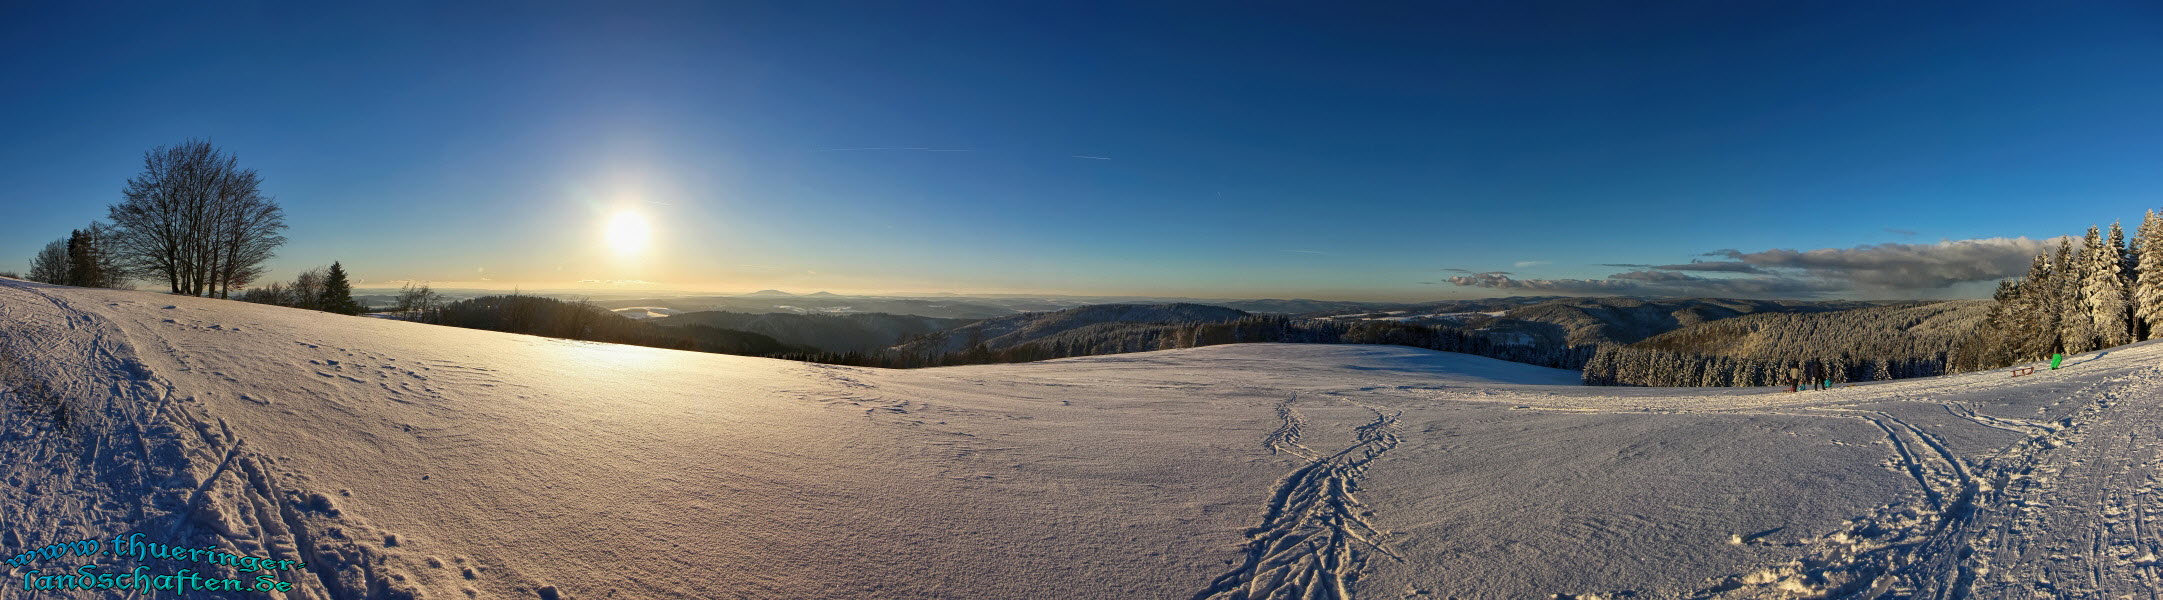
[1,284,445,599]
[1682,365,2163,598]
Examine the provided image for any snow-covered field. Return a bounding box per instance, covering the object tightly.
[607,306,681,320]
[4,278,2160,598]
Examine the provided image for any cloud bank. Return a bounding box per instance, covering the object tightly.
[1707,237,2064,289]
[1444,236,2067,298]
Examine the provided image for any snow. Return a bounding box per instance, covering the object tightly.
[1320,310,1513,329]
[5,278,2163,598]
[768,304,853,314]
[606,306,681,320]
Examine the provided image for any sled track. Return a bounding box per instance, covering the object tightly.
[1195,398,1404,600]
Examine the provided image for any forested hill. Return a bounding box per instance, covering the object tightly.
[422,295,811,357]
[652,311,971,353]
[1633,300,1992,359]
[890,303,1251,356]
[1584,300,1994,387]
[860,298,1890,371]
[1496,297,1881,346]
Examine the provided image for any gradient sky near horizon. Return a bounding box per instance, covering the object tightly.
[4,1,2162,301]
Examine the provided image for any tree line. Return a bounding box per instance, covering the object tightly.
[409,294,806,357]
[25,223,129,288]
[1950,210,2163,372]
[234,262,364,315]
[1581,210,2163,387]
[781,315,1598,370]
[1581,344,1949,387]
[1582,302,1983,387]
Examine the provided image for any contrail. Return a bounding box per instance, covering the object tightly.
[819,147,972,152]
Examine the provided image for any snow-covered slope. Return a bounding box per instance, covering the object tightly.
[4,279,2162,598]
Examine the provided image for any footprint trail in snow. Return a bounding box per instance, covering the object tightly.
[1196,396,1405,600]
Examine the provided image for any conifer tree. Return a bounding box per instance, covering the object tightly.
[65,229,95,287]
[28,223,129,289]
[2087,223,2134,348]
[2010,253,2054,360]
[2058,235,2092,353]
[321,261,363,315]
[2136,210,2163,340]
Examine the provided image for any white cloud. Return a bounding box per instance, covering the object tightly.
[1446,271,1844,297]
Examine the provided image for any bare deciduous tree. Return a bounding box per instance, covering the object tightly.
[28,239,69,284]
[291,267,327,310]
[106,139,287,297]
[394,282,443,321]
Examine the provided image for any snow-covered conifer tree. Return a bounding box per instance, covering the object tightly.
[2059,235,2092,353]
[2136,210,2163,340]
[2012,253,2054,360]
[2088,223,2134,348]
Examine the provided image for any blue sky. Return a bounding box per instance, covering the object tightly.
[4,1,2161,300]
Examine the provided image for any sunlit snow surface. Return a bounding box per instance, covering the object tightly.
[607,306,681,320]
[3,278,2160,599]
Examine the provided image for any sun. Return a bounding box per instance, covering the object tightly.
[603,210,651,256]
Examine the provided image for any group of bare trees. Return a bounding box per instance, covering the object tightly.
[99,139,288,297]
[392,282,445,321]
[17,140,289,295]
[25,223,129,288]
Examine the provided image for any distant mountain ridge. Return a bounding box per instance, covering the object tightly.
[590,294,1910,360]
[654,311,971,353]
[891,303,1252,356]
[592,295,1021,319]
